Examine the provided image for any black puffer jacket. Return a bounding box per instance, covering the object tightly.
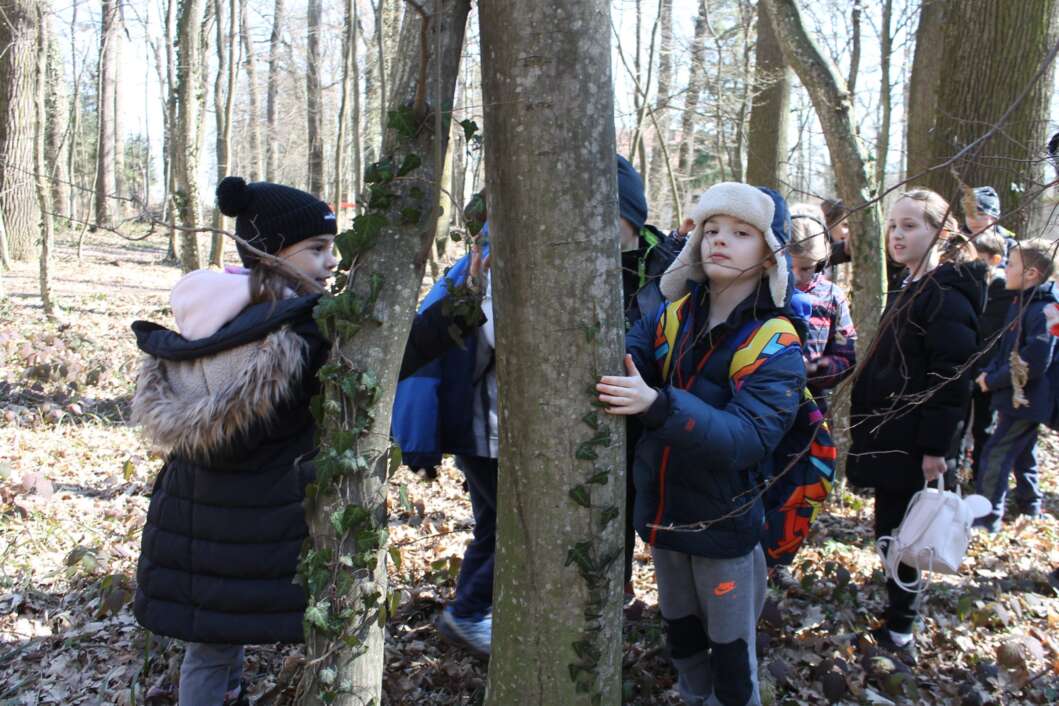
[848,262,985,491]
[130,295,328,645]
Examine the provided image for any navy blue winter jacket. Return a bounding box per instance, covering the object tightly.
[625,280,807,559]
[983,282,1059,423]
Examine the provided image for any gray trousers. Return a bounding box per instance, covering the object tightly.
[179,643,244,706]
[653,545,767,706]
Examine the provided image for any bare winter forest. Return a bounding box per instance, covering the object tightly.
[2,0,1059,705]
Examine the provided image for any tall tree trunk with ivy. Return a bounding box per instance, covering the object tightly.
[306,0,324,196]
[296,3,471,704]
[479,1,626,703]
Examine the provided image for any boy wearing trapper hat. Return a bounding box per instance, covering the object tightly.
[598,182,806,705]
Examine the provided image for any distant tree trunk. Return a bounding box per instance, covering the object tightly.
[875,0,893,189]
[921,0,1058,234]
[66,1,81,223]
[112,1,126,217]
[905,0,946,178]
[265,0,284,181]
[163,0,179,261]
[763,0,885,349]
[297,2,471,704]
[647,0,672,205]
[240,0,262,181]
[745,0,790,191]
[0,0,41,262]
[333,0,355,226]
[95,0,118,227]
[847,0,861,97]
[306,0,324,195]
[172,0,205,272]
[33,3,56,318]
[363,3,380,165]
[350,2,363,208]
[677,0,707,178]
[44,21,68,218]
[210,0,237,267]
[479,1,625,704]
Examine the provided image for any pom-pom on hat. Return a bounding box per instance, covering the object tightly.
[659,182,792,308]
[216,176,337,266]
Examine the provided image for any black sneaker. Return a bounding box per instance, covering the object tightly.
[869,627,918,667]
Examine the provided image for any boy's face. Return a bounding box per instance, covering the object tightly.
[965,212,996,236]
[790,255,817,288]
[1004,249,1040,291]
[278,235,338,288]
[699,215,771,287]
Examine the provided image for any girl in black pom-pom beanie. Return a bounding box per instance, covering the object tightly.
[128,177,337,705]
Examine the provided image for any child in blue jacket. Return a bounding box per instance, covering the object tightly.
[975,238,1058,532]
[598,183,805,706]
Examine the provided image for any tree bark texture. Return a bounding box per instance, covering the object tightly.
[745,0,790,192]
[677,0,707,178]
[298,3,470,704]
[112,1,125,217]
[240,0,262,181]
[479,1,626,703]
[33,2,55,318]
[0,0,42,262]
[95,0,118,227]
[210,0,237,267]
[172,0,204,272]
[647,0,672,207]
[762,0,885,352]
[306,0,324,196]
[265,0,284,181]
[905,0,946,179]
[921,0,1058,234]
[333,0,355,225]
[875,0,893,189]
[44,27,68,218]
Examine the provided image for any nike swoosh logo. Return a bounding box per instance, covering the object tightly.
[714,581,736,597]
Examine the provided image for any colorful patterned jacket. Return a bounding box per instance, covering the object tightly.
[627,281,807,559]
[797,274,857,397]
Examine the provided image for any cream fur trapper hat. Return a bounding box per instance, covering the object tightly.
[659,182,789,307]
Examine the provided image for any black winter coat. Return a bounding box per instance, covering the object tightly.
[848,262,985,491]
[130,295,328,645]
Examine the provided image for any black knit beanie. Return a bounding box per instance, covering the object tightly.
[216,176,337,266]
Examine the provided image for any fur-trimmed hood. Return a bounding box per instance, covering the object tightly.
[132,327,308,459]
[129,294,324,460]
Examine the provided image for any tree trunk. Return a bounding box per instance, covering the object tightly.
[846,0,861,97]
[875,0,893,189]
[44,19,68,218]
[172,0,205,272]
[333,0,355,227]
[265,0,283,181]
[306,0,324,196]
[33,2,56,318]
[921,0,1058,234]
[479,1,625,704]
[95,0,118,227]
[0,0,42,262]
[297,3,470,704]
[905,0,946,179]
[647,0,672,206]
[745,0,790,191]
[240,0,262,181]
[351,3,363,209]
[112,1,125,217]
[676,1,707,177]
[210,0,237,267]
[762,0,885,349]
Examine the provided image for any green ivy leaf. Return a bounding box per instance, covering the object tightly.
[587,469,609,485]
[397,153,422,177]
[581,411,599,430]
[459,118,479,142]
[599,505,620,529]
[569,485,591,507]
[575,443,599,461]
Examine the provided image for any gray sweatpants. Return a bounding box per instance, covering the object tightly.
[179,643,244,706]
[653,545,767,706]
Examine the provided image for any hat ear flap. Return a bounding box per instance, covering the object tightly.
[660,220,707,302]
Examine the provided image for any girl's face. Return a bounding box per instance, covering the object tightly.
[699,215,772,287]
[887,198,936,270]
[278,235,338,288]
[829,220,850,243]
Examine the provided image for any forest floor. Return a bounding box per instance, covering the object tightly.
[1,228,1059,706]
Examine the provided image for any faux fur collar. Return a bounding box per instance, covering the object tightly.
[131,326,308,459]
